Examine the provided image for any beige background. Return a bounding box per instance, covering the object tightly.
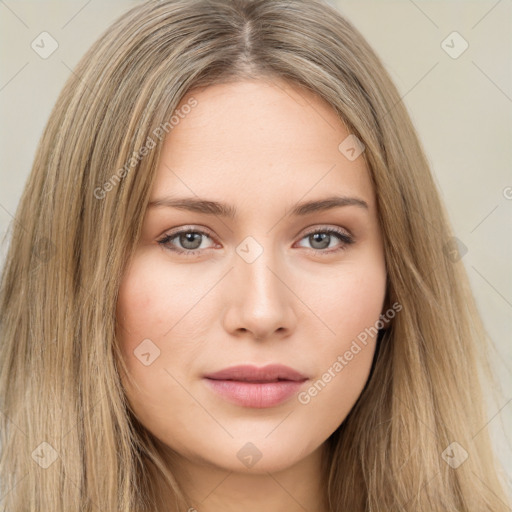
[1,0,511,493]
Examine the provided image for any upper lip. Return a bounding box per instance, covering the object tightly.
[204,364,308,382]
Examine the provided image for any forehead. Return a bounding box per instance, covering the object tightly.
[151,79,374,210]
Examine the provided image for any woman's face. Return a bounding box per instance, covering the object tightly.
[116,79,387,475]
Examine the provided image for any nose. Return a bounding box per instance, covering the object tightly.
[222,242,297,341]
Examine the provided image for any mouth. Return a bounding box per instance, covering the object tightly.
[203,364,308,382]
[212,378,298,383]
[203,364,309,408]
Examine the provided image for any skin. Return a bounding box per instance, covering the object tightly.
[116,78,387,511]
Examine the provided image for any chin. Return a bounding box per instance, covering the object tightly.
[179,434,323,475]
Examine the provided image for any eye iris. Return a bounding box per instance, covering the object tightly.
[180,232,202,250]
[166,229,345,253]
[310,233,330,249]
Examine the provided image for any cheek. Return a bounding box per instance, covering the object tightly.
[302,253,387,346]
[114,253,214,419]
[338,268,386,338]
[115,256,179,401]
[297,255,386,418]
[116,252,210,353]
[116,256,173,343]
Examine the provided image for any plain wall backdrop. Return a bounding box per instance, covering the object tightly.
[1,0,511,495]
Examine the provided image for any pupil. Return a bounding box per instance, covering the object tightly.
[311,233,329,249]
[182,233,201,249]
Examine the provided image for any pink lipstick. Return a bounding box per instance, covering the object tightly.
[203,364,308,408]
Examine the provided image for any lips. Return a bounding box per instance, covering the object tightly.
[203,364,308,383]
[203,364,309,408]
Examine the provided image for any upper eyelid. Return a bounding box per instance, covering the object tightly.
[301,225,352,237]
[162,225,216,242]
[159,225,354,249]
[160,224,352,240]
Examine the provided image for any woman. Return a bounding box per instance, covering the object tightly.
[0,0,509,510]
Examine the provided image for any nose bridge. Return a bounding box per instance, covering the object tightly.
[236,234,286,306]
[224,233,295,338]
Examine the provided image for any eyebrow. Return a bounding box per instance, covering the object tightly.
[147,195,368,218]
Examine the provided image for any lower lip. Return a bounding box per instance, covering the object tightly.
[203,378,306,408]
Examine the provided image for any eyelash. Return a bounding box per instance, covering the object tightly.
[157,226,355,258]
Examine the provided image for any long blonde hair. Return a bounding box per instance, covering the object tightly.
[0,0,509,510]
